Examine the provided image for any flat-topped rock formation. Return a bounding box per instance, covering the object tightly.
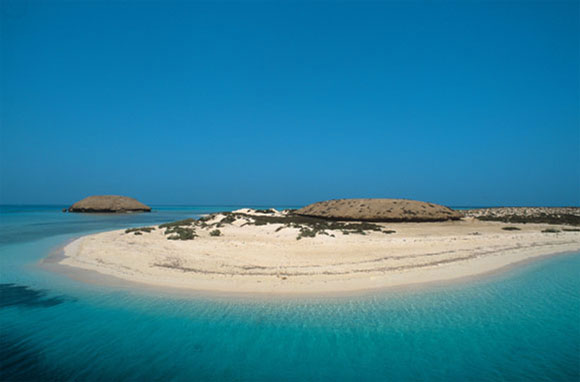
[68,195,151,213]
[464,207,580,226]
[295,198,462,222]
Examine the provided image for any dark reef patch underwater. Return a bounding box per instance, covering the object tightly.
[0,284,72,309]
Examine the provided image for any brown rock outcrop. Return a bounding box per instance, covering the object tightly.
[68,195,151,213]
[296,198,461,222]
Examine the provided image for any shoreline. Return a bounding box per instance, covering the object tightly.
[43,242,580,300]
[45,212,580,297]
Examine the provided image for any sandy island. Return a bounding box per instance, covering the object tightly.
[56,208,580,294]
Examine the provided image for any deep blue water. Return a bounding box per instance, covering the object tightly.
[0,206,579,381]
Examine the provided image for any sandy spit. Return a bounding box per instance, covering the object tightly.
[57,217,580,295]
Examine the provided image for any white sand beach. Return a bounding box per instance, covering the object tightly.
[57,210,580,294]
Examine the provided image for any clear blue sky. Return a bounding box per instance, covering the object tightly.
[1,0,578,206]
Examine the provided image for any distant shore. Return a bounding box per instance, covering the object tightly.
[54,209,580,295]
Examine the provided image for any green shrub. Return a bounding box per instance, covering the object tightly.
[165,226,197,240]
[209,229,221,237]
[158,218,198,240]
[220,214,237,224]
[296,227,317,240]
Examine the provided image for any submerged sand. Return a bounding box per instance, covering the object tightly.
[58,211,580,294]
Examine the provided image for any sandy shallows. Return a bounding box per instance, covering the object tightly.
[59,214,580,295]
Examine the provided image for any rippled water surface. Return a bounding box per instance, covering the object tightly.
[1,206,579,381]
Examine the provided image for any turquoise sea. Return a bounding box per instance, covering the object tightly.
[0,206,579,381]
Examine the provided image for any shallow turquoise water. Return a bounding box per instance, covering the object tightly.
[1,206,579,381]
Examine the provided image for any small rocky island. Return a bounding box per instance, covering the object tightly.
[296,198,461,222]
[67,195,151,213]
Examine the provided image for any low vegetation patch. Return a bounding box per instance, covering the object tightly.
[562,228,580,232]
[125,227,155,235]
[296,227,317,240]
[274,216,387,239]
[155,210,396,240]
[153,218,199,240]
[254,209,275,214]
[196,210,394,240]
[477,213,580,226]
[158,218,195,229]
[541,228,560,233]
[501,226,521,231]
[166,226,197,240]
